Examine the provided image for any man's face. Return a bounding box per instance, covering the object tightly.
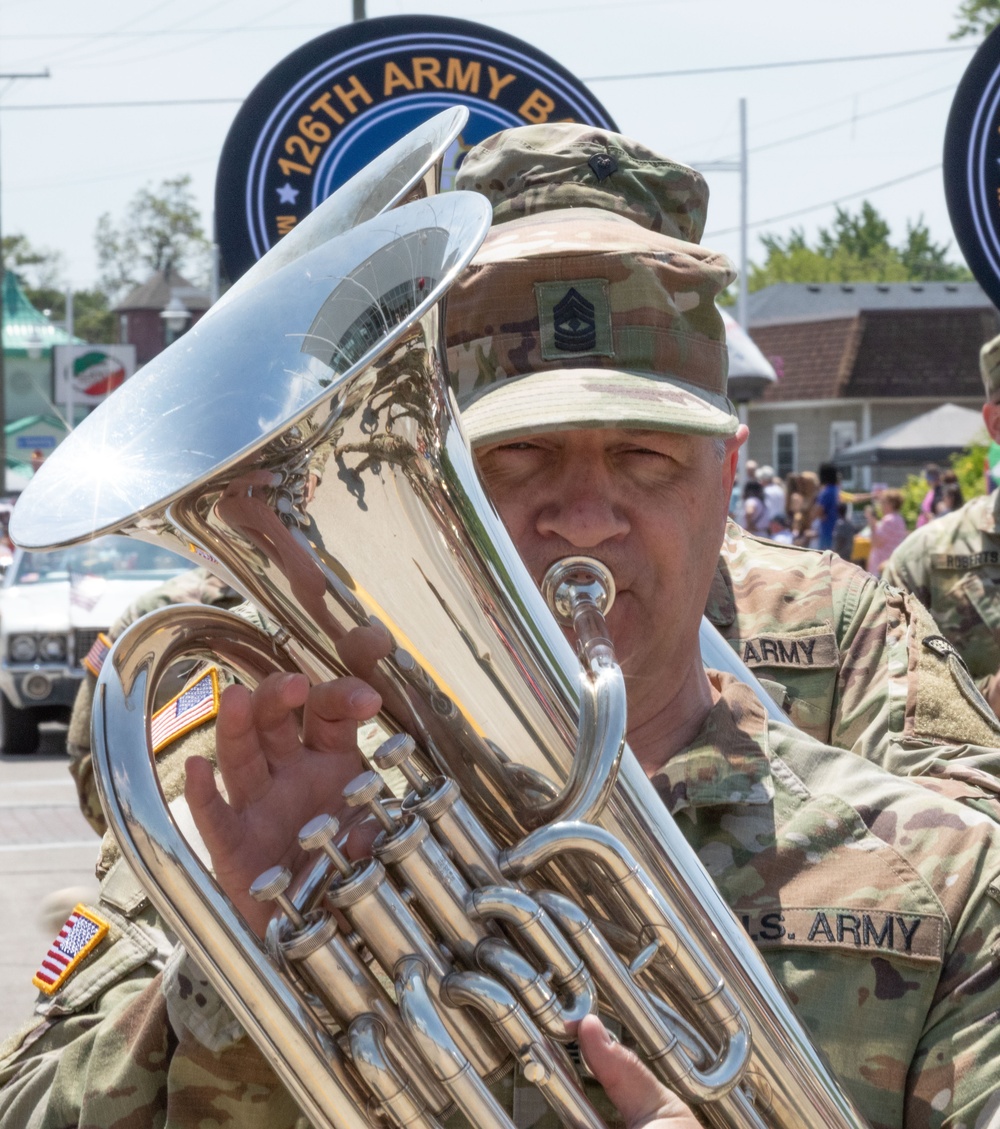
[475,427,736,727]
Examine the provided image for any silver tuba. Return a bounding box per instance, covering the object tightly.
[12,120,868,1129]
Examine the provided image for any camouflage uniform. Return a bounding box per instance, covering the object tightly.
[67,567,241,834]
[4,675,1000,1127]
[716,521,1000,762]
[883,490,1000,695]
[883,333,1000,700]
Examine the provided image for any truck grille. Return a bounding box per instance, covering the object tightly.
[73,629,106,669]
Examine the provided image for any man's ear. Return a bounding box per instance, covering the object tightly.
[725,426,750,492]
[983,402,1000,444]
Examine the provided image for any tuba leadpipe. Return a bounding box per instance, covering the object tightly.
[12,127,869,1129]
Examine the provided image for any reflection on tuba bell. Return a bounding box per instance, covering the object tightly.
[12,119,869,1129]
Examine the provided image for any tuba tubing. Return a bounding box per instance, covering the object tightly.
[92,607,373,1129]
[92,591,871,1129]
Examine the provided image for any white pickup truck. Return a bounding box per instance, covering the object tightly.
[0,536,190,754]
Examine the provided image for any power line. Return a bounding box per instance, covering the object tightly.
[0,24,336,38]
[582,44,976,83]
[689,83,956,166]
[0,97,242,111]
[0,40,979,102]
[12,0,303,72]
[704,164,942,239]
[63,0,308,74]
[748,84,955,155]
[0,41,978,108]
[0,57,971,114]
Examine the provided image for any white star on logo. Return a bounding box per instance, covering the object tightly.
[276,182,299,204]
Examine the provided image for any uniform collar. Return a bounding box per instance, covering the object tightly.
[649,672,775,814]
[974,489,1000,534]
[704,521,739,628]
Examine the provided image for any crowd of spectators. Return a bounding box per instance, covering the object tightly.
[732,458,974,574]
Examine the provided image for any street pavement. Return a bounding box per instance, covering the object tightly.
[0,728,101,1042]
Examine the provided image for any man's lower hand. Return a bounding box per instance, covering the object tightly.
[577,1014,701,1129]
[185,671,381,937]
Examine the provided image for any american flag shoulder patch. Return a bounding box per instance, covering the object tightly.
[150,667,220,755]
[81,631,113,677]
[33,904,109,995]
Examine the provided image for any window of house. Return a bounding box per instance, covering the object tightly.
[830,421,857,488]
[773,424,797,480]
[119,313,128,342]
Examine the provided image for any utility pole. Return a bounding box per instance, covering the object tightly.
[353,0,366,20]
[696,96,751,481]
[695,95,749,330]
[0,68,50,493]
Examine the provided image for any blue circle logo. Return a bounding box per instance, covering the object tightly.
[215,15,617,281]
[945,25,1000,309]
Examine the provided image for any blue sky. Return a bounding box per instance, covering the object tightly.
[0,0,979,288]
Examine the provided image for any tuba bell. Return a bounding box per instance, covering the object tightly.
[12,119,869,1129]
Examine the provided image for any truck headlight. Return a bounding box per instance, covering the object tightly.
[39,635,67,662]
[9,635,38,662]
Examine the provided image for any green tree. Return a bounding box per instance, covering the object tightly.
[28,286,115,346]
[898,446,988,529]
[953,0,1000,38]
[95,174,210,301]
[2,233,64,290]
[748,201,971,291]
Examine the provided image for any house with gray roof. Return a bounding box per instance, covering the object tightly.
[743,281,999,487]
[114,267,211,366]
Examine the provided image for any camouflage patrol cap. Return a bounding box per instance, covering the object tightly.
[981,332,1000,400]
[446,207,737,444]
[455,123,708,243]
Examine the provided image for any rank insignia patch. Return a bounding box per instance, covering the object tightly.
[33,904,109,995]
[536,278,613,361]
[81,631,112,678]
[150,668,220,755]
[553,287,597,352]
[588,152,618,181]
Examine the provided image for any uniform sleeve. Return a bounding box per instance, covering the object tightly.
[0,978,152,1129]
[883,545,931,609]
[906,883,1000,1127]
[0,866,175,1128]
[65,674,106,837]
[828,556,1000,771]
[826,557,894,760]
[0,971,306,1129]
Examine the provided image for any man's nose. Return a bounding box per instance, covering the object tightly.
[536,465,629,547]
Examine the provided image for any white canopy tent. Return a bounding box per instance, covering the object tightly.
[831,403,988,468]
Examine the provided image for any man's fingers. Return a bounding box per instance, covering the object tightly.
[214,682,275,808]
[184,755,242,862]
[301,677,381,754]
[250,672,310,762]
[215,674,379,810]
[576,1015,700,1129]
[345,815,382,860]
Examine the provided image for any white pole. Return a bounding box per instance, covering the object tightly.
[64,287,74,429]
[736,96,750,488]
[210,214,221,305]
[738,96,748,333]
